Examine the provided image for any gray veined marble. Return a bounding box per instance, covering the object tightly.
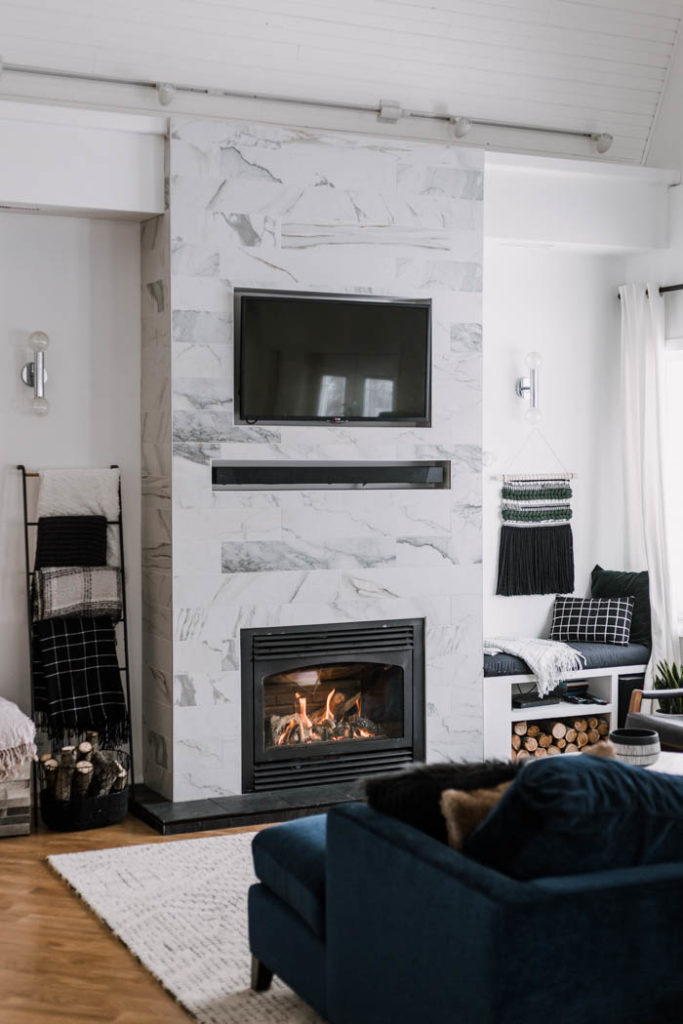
[173,311,231,346]
[221,536,398,573]
[450,322,483,353]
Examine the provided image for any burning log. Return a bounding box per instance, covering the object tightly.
[269,686,380,746]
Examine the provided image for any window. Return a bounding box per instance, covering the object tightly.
[665,348,683,617]
[362,378,394,418]
[317,375,346,417]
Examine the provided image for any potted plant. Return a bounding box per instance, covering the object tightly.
[653,661,683,716]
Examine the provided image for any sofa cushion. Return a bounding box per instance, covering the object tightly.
[252,814,327,938]
[464,755,683,880]
[364,760,521,844]
[591,564,651,648]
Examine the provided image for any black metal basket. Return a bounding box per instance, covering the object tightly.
[39,749,129,832]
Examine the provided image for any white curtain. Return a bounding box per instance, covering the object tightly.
[619,283,679,678]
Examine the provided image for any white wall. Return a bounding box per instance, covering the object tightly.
[483,242,626,638]
[0,211,142,764]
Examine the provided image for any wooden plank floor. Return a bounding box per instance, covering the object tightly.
[0,814,263,1024]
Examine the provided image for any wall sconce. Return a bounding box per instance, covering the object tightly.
[515,351,542,423]
[21,331,49,415]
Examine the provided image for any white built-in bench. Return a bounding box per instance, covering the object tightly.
[483,643,649,761]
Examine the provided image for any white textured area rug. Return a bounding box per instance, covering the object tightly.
[48,832,323,1024]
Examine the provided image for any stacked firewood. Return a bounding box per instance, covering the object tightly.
[40,731,128,802]
[511,717,609,760]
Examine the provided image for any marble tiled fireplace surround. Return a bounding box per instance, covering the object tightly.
[138,117,484,831]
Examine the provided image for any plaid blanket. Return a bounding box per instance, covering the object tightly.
[35,515,107,569]
[32,617,129,746]
[33,566,122,622]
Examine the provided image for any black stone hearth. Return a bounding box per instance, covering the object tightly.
[129,780,364,836]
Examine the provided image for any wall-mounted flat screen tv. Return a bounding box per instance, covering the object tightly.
[235,289,431,426]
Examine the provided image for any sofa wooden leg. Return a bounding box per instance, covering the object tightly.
[251,955,274,992]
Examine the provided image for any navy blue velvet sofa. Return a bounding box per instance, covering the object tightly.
[249,789,683,1024]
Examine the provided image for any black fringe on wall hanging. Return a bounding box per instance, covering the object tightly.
[496,476,575,596]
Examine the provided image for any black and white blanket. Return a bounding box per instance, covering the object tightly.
[34,515,108,569]
[33,566,122,622]
[32,617,129,746]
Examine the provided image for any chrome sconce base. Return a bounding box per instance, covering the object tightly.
[21,331,50,415]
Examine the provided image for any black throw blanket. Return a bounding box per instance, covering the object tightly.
[31,617,129,746]
[34,515,107,569]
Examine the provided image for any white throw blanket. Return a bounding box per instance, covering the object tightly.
[485,638,586,696]
[0,697,37,781]
[37,468,120,565]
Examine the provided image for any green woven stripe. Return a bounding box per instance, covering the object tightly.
[502,507,572,523]
[502,486,572,501]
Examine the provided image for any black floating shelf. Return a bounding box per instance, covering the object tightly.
[211,460,450,490]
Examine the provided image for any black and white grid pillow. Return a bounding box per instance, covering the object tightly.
[550,596,634,645]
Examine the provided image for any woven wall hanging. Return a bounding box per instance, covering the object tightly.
[496,473,575,596]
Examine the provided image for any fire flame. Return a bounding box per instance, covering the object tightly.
[273,686,379,746]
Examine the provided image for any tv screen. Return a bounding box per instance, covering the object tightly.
[235,290,431,425]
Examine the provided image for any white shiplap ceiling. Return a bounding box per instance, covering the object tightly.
[1,0,682,163]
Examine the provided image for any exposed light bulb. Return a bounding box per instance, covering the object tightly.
[592,132,613,155]
[29,330,49,353]
[32,396,49,416]
[451,116,472,139]
[156,82,176,106]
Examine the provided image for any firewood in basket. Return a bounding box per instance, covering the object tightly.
[85,731,100,752]
[40,752,55,765]
[43,758,59,792]
[551,722,567,740]
[112,764,128,792]
[72,761,94,800]
[60,746,77,766]
[55,764,75,802]
[77,741,93,762]
[89,757,119,798]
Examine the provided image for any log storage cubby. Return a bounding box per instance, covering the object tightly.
[511,715,610,760]
[483,663,647,762]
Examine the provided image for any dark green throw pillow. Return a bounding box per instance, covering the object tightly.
[591,564,651,648]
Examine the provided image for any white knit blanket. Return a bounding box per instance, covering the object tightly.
[485,637,586,695]
[0,697,37,781]
[37,468,120,565]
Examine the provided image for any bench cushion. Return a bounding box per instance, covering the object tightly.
[484,641,650,677]
[252,813,327,938]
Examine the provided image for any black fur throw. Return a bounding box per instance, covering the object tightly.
[364,760,522,844]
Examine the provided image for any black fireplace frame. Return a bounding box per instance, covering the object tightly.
[241,618,425,792]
